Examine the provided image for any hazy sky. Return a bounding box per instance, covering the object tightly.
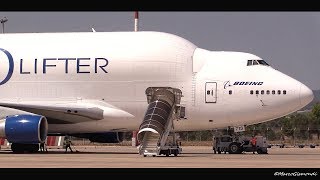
[0,12,319,90]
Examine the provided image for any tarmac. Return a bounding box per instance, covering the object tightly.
[0,146,319,168]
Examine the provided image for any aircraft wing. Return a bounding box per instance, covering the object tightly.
[0,100,133,124]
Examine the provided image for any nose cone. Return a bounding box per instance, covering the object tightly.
[300,83,314,107]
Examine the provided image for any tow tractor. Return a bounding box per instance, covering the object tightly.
[213,135,268,154]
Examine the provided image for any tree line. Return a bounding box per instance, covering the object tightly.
[123,103,320,142]
[121,103,320,144]
[178,103,320,142]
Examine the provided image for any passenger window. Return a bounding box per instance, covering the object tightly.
[261,90,264,95]
[250,90,253,95]
[256,90,259,94]
[253,60,258,65]
[278,90,281,95]
[283,90,286,95]
[247,60,253,66]
[229,90,232,95]
[266,90,270,95]
[272,90,275,95]
[207,90,210,95]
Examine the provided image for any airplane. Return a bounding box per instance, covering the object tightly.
[0,31,314,154]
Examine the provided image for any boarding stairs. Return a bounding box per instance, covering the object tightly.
[137,87,184,157]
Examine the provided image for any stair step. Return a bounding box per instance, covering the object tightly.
[138,131,161,155]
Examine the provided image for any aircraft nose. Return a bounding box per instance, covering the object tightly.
[299,83,314,107]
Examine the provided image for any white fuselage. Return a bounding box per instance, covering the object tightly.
[0,31,314,134]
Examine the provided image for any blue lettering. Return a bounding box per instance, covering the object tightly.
[20,59,30,74]
[0,48,14,85]
[77,58,90,73]
[58,58,76,73]
[232,81,264,86]
[95,58,108,73]
[0,50,112,86]
[34,59,37,74]
[43,58,56,74]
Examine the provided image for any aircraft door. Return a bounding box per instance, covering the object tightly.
[205,82,217,103]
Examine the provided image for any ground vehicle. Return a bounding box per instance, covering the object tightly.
[158,133,182,157]
[213,135,268,154]
[239,136,268,154]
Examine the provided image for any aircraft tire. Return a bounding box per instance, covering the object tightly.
[174,150,178,156]
[11,143,39,154]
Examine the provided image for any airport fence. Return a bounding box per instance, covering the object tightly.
[68,131,320,146]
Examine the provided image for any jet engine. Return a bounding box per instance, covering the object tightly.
[0,114,48,144]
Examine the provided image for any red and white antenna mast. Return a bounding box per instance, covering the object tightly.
[134,11,139,32]
[132,11,140,147]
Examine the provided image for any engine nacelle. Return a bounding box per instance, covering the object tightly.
[0,115,48,144]
[72,132,124,143]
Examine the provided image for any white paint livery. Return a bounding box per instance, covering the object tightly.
[0,31,314,135]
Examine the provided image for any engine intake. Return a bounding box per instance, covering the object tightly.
[0,115,48,143]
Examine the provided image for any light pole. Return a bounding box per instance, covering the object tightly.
[293,127,296,147]
[266,127,269,141]
[307,127,310,145]
[1,17,8,34]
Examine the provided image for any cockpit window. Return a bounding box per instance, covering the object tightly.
[257,60,269,66]
[247,60,270,66]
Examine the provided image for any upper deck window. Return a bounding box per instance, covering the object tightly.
[247,60,270,66]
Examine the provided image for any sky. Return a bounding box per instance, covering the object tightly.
[0,12,319,90]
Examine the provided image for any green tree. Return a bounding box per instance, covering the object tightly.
[313,103,320,118]
[312,103,320,139]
